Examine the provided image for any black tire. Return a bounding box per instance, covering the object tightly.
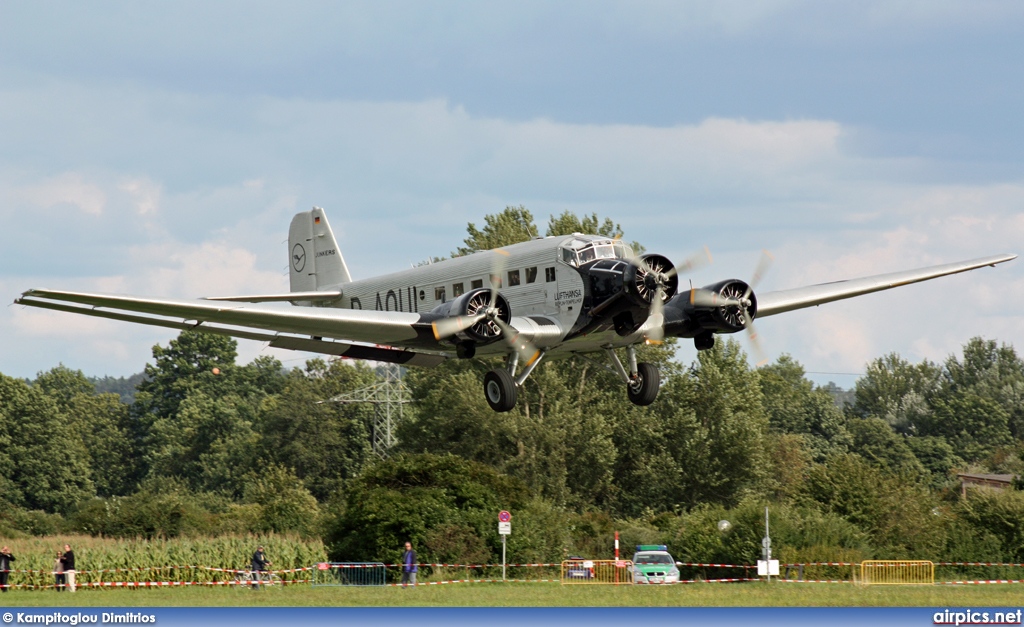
[627,362,660,406]
[483,368,518,412]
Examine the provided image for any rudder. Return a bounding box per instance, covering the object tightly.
[289,207,352,292]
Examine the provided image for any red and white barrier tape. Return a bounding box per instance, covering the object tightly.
[386,579,561,586]
[937,580,1024,585]
[780,562,854,567]
[0,580,310,590]
[673,563,748,569]
[935,562,1024,567]
[673,578,757,584]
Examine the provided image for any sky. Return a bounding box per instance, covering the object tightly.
[2,1,1023,386]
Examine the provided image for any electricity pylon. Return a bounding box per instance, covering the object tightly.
[323,362,409,458]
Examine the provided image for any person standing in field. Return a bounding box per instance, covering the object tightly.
[0,546,14,592]
[53,550,65,591]
[401,541,417,587]
[61,544,76,592]
[251,545,271,589]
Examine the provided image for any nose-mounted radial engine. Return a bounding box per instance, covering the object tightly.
[584,253,681,337]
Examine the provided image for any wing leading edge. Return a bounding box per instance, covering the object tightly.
[15,289,447,367]
[755,253,1017,318]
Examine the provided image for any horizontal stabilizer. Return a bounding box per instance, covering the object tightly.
[204,290,343,303]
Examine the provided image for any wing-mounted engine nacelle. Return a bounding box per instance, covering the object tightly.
[683,279,758,333]
[429,287,512,344]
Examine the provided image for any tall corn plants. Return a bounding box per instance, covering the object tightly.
[0,534,326,589]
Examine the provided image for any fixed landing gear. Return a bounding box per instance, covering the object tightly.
[484,369,517,412]
[605,345,661,406]
[627,362,660,406]
[483,350,546,412]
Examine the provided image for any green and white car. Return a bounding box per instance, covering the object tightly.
[631,545,680,584]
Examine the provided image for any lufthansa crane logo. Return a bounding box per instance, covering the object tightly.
[292,243,306,272]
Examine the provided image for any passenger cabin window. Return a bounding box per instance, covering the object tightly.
[507,269,521,287]
[434,286,446,302]
[471,279,483,289]
[545,267,556,282]
[489,274,502,288]
[452,282,465,297]
[526,267,538,283]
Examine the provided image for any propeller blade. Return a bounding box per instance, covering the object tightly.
[431,313,487,340]
[744,249,774,299]
[494,317,542,366]
[741,308,768,366]
[644,287,666,345]
[489,249,510,309]
[667,246,713,279]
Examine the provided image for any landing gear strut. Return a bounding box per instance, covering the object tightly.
[483,350,546,412]
[607,345,661,406]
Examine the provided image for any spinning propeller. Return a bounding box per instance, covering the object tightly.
[630,246,713,345]
[430,249,542,366]
[688,250,773,364]
[635,246,773,365]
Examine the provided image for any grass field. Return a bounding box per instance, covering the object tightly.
[2,582,1023,607]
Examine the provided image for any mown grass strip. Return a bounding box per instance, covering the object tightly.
[3,581,1024,607]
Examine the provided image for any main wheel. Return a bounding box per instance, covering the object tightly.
[627,362,660,406]
[484,368,518,412]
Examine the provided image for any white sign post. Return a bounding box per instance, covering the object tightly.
[758,506,779,581]
[498,511,512,581]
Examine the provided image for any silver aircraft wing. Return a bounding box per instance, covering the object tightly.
[14,288,448,367]
[755,253,1017,318]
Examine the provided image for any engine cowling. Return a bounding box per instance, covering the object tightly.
[429,287,512,343]
[684,279,757,333]
[622,254,679,307]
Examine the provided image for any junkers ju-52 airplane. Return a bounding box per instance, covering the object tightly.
[16,207,1017,412]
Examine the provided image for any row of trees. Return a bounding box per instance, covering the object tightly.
[2,207,1024,569]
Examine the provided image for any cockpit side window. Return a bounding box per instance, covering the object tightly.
[561,248,578,266]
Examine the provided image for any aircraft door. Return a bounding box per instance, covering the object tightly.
[555,260,586,325]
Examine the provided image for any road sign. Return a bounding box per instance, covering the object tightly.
[498,521,511,535]
[499,510,511,522]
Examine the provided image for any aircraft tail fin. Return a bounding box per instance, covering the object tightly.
[288,207,352,293]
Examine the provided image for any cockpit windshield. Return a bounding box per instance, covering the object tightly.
[559,238,634,267]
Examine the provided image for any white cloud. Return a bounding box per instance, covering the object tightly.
[1,86,1021,380]
[18,172,107,216]
[119,178,162,215]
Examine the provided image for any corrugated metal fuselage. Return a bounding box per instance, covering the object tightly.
[318,236,645,357]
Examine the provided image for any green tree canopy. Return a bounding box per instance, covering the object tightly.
[0,374,94,513]
[455,205,539,255]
